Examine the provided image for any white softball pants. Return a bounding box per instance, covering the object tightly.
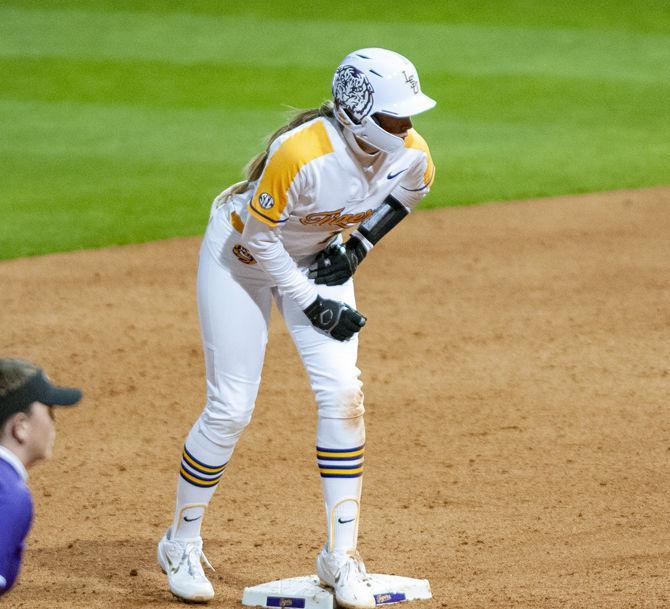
[194,212,364,451]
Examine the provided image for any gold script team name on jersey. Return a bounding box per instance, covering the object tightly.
[300,208,374,228]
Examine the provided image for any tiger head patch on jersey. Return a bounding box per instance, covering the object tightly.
[232,244,257,265]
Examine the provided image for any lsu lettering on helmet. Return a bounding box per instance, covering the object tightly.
[332,48,436,153]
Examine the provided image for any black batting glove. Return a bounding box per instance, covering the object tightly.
[308,236,368,286]
[303,295,367,342]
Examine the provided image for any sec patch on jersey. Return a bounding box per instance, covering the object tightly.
[258,193,275,209]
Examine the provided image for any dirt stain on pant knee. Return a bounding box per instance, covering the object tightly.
[342,388,365,427]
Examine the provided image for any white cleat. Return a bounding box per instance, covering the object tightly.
[157,527,215,603]
[316,546,376,609]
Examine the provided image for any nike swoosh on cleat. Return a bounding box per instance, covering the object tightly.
[184,515,202,522]
[387,168,408,180]
[337,517,356,524]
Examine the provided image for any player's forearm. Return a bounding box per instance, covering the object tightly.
[242,218,318,309]
[307,195,410,287]
[351,194,410,249]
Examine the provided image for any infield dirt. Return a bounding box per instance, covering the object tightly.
[1,187,668,609]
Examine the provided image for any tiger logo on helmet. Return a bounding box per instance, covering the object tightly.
[332,65,375,123]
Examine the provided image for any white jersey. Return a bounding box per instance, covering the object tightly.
[207,115,435,309]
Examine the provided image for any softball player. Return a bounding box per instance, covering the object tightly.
[158,48,436,608]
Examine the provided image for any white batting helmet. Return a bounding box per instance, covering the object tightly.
[332,48,436,153]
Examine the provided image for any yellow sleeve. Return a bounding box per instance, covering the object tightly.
[403,129,435,191]
[248,120,334,227]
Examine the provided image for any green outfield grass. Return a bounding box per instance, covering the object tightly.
[1,1,669,259]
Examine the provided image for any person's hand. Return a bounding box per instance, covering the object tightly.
[303,295,366,341]
[308,236,368,286]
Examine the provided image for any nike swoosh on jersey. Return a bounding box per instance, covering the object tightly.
[387,168,408,180]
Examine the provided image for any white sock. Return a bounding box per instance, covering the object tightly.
[317,415,365,554]
[172,424,233,540]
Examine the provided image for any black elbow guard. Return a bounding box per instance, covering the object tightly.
[357,195,409,245]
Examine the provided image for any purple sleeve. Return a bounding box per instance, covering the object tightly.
[0,485,33,597]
